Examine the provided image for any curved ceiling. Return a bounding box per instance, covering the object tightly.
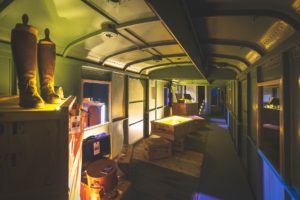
[0,0,205,79]
[145,0,299,80]
[0,0,299,81]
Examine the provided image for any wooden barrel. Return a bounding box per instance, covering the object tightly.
[86,159,118,193]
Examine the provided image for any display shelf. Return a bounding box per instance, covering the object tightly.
[0,95,76,200]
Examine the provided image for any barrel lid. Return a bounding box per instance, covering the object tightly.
[87,159,116,178]
[14,14,38,36]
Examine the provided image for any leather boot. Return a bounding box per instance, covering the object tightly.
[11,14,44,108]
[38,28,61,104]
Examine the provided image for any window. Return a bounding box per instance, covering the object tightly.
[81,80,111,128]
[257,79,282,172]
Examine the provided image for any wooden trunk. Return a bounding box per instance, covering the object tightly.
[0,96,76,200]
[172,102,198,116]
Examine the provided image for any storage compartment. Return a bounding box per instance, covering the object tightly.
[82,133,111,164]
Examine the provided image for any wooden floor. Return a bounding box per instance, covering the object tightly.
[128,117,254,200]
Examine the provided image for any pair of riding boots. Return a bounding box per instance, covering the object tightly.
[11,14,60,108]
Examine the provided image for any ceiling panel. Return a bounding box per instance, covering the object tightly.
[129,21,174,43]
[104,59,126,69]
[127,63,152,72]
[210,57,247,71]
[67,33,133,61]
[198,16,277,42]
[154,44,185,54]
[105,50,152,65]
[128,58,171,72]
[117,29,145,46]
[196,16,294,52]
[187,0,300,21]
[208,44,261,64]
[0,0,109,53]
[90,0,155,24]
[168,56,191,62]
[145,63,193,75]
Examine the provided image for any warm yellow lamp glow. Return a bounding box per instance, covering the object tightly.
[292,0,300,12]
[259,20,293,50]
[246,50,261,64]
[156,115,192,125]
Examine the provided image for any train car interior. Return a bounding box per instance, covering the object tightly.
[0,0,299,199]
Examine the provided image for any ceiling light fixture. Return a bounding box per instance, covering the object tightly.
[100,22,118,39]
[152,55,162,62]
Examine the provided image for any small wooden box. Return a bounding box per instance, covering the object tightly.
[143,137,172,160]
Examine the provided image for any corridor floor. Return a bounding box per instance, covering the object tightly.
[196,118,254,200]
[129,117,255,200]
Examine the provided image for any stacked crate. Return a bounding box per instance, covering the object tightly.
[151,116,193,152]
[143,137,172,160]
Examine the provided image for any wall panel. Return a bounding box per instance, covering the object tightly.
[111,73,125,120]
[128,121,144,144]
[156,80,164,108]
[128,77,145,144]
[0,56,12,96]
[149,80,156,109]
[129,78,145,102]
[286,47,300,192]
[128,102,144,125]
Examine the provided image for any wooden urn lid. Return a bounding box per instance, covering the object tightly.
[86,159,118,193]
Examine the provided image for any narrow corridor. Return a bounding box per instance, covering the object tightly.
[196,118,254,200]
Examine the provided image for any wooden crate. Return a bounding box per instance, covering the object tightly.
[151,116,193,141]
[172,138,185,152]
[188,115,207,130]
[143,137,172,160]
[172,102,198,116]
[0,96,76,200]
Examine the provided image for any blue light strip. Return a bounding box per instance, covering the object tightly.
[258,150,300,200]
